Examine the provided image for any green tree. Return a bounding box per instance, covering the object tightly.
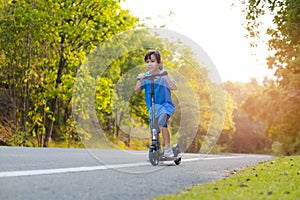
[0,0,137,147]
[242,0,300,155]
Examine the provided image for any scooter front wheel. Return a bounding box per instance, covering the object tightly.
[149,149,160,166]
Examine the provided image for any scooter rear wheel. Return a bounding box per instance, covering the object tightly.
[174,157,181,165]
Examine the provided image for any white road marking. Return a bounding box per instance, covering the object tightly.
[0,162,148,178]
[0,154,263,178]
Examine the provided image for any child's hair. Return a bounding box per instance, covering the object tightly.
[144,50,163,70]
[144,50,161,63]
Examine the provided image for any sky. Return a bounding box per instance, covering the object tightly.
[120,0,275,82]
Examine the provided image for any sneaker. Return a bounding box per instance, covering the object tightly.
[163,147,174,158]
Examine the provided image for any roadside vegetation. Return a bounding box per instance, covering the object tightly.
[154,155,300,200]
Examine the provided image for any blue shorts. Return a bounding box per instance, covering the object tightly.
[150,114,170,134]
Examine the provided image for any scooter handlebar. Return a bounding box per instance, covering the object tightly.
[137,71,168,80]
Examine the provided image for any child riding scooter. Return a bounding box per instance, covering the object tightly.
[134,50,181,166]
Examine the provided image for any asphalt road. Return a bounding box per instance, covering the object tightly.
[0,147,273,200]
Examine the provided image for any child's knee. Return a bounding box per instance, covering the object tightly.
[160,127,168,132]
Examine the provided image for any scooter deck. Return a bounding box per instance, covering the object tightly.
[160,155,182,161]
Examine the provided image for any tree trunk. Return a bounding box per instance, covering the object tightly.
[23,31,32,147]
[44,97,56,147]
[44,37,65,147]
[116,112,124,145]
[11,68,17,138]
[23,80,29,146]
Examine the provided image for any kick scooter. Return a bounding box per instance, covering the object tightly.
[138,71,181,166]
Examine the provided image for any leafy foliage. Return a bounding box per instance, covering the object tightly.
[0,0,137,147]
[241,0,300,155]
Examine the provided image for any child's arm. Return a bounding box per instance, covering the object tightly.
[134,74,144,93]
[134,80,142,93]
[161,70,177,90]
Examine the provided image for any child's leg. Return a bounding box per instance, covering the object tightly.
[161,127,170,147]
[160,126,173,157]
[157,114,172,151]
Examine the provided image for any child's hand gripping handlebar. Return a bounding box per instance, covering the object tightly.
[136,71,168,80]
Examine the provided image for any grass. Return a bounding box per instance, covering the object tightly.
[154,155,300,200]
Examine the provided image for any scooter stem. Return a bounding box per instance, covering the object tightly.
[152,129,157,139]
